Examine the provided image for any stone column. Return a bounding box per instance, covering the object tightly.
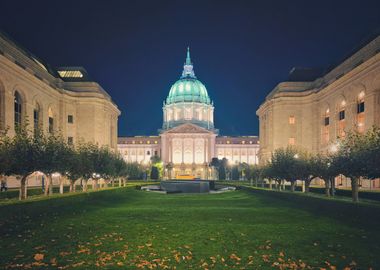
[193,137,195,164]
[203,138,207,163]
[181,138,184,164]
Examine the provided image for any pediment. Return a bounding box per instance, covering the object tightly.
[165,123,214,134]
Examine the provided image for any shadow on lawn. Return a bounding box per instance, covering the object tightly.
[0,188,143,231]
[241,186,380,229]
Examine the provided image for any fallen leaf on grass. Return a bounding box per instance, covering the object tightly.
[34,253,44,261]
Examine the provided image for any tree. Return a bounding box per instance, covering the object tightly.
[308,154,338,196]
[231,165,240,180]
[218,158,228,180]
[3,125,43,200]
[267,147,310,192]
[150,166,159,180]
[39,132,73,195]
[334,127,380,202]
[150,155,163,179]
[245,165,264,187]
[165,162,174,179]
[209,158,220,180]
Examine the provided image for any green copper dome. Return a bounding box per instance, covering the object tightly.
[166,78,211,104]
[165,48,211,105]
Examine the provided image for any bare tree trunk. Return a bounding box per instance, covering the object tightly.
[255,177,258,187]
[19,175,27,200]
[351,177,359,203]
[119,178,122,187]
[59,176,64,194]
[331,177,336,197]
[324,179,330,197]
[69,181,74,192]
[44,175,49,196]
[282,180,286,190]
[290,181,296,192]
[112,179,115,187]
[83,179,88,192]
[305,180,311,193]
[48,175,53,196]
[269,179,273,189]
[93,178,98,191]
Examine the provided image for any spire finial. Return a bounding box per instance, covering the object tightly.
[181,46,196,78]
[186,46,191,65]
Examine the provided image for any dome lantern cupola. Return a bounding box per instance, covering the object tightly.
[182,47,196,78]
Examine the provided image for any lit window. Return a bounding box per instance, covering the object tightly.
[58,70,84,78]
[48,107,54,134]
[226,140,230,144]
[147,140,150,144]
[322,109,330,144]
[289,116,295,124]
[357,93,365,133]
[132,141,135,144]
[14,91,22,128]
[288,137,295,145]
[33,104,40,132]
[154,141,158,144]
[241,141,245,144]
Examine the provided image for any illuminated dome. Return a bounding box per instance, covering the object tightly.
[162,48,215,130]
[166,78,210,104]
[165,48,211,105]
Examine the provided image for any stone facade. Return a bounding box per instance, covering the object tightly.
[118,49,259,179]
[0,32,120,148]
[0,32,120,187]
[257,35,380,188]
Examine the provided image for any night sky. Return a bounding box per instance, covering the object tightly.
[1,0,379,136]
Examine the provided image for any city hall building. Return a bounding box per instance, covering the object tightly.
[257,34,380,188]
[118,49,259,179]
[0,31,120,187]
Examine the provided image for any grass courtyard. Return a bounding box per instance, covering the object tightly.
[0,186,379,269]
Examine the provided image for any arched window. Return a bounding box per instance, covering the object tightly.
[34,103,41,133]
[322,108,330,144]
[357,91,365,133]
[337,100,346,138]
[14,91,22,128]
[48,107,54,134]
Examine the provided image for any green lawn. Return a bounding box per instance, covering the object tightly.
[0,187,379,269]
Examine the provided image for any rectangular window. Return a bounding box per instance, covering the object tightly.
[67,137,73,145]
[324,117,329,126]
[339,110,345,121]
[289,116,295,124]
[357,102,365,113]
[68,115,74,123]
[288,137,295,145]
